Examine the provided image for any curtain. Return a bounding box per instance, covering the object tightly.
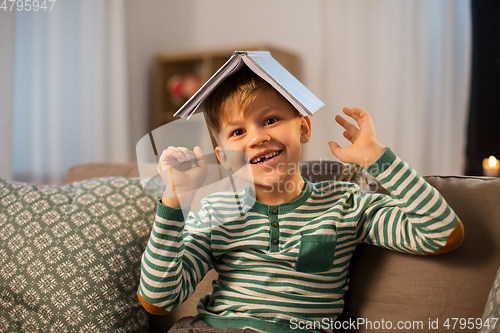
[11,0,130,185]
[0,11,15,180]
[303,0,472,176]
[466,0,500,176]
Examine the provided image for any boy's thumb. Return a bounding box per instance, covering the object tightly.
[193,146,207,169]
[328,141,342,159]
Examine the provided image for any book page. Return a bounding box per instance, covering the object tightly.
[242,52,324,116]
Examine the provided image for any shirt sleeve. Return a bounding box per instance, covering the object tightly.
[137,199,215,314]
[357,147,463,255]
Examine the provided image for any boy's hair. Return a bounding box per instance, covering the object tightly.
[204,66,270,134]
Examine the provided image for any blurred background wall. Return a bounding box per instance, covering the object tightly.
[0,0,472,184]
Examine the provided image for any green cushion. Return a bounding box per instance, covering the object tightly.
[0,177,156,332]
[480,267,500,332]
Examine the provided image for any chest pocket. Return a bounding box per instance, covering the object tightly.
[295,233,337,273]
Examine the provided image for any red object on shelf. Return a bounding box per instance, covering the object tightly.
[167,74,203,106]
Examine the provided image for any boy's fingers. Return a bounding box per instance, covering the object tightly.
[335,115,359,135]
[158,148,175,171]
[177,147,196,161]
[352,108,372,125]
[164,146,186,162]
[346,107,366,116]
[344,107,366,124]
[193,146,208,169]
[343,131,354,142]
[343,107,357,117]
[351,107,369,116]
[159,147,196,173]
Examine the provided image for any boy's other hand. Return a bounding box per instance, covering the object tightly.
[158,146,208,207]
[328,107,385,168]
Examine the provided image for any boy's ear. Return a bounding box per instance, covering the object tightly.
[300,116,312,143]
[215,147,232,171]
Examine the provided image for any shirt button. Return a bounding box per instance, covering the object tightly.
[272,238,279,245]
[271,208,278,215]
[272,222,279,228]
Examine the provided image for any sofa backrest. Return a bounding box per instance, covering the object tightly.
[66,163,500,332]
[65,163,140,182]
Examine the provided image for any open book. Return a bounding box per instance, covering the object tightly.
[174,51,325,119]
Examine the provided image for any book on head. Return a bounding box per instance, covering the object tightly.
[173,51,325,119]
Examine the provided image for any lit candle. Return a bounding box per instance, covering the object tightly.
[483,156,500,177]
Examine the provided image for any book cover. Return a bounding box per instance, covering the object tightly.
[174,51,324,119]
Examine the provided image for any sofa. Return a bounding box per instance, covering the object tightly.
[1,161,498,333]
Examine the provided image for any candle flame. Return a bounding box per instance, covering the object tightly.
[489,156,498,168]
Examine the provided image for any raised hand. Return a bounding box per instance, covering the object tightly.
[328,107,385,168]
[158,146,208,208]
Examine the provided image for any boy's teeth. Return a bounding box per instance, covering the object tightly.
[251,151,279,164]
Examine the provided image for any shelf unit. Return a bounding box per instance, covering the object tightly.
[150,46,301,131]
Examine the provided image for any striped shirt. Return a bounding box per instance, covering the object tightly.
[138,148,460,332]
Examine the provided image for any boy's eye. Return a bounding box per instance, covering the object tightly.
[265,118,278,126]
[231,129,245,137]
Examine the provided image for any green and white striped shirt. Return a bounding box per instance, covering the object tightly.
[138,148,460,332]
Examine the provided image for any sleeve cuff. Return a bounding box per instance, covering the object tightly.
[156,199,188,222]
[366,147,398,178]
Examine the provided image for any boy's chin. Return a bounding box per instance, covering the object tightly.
[254,179,279,189]
[254,175,298,191]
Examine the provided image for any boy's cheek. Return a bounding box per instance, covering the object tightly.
[233,164,255,184]
[218,149,251,173]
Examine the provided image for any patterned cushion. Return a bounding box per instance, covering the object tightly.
[479,267,500,333]
[0,177,157,332]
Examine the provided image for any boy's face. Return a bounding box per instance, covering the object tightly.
[215,88,311,189]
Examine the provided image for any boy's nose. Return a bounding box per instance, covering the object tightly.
[248,128,270,147]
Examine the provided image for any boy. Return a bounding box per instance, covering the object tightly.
[137,67,464,332]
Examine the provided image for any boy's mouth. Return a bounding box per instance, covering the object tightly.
[250,150,282,165]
